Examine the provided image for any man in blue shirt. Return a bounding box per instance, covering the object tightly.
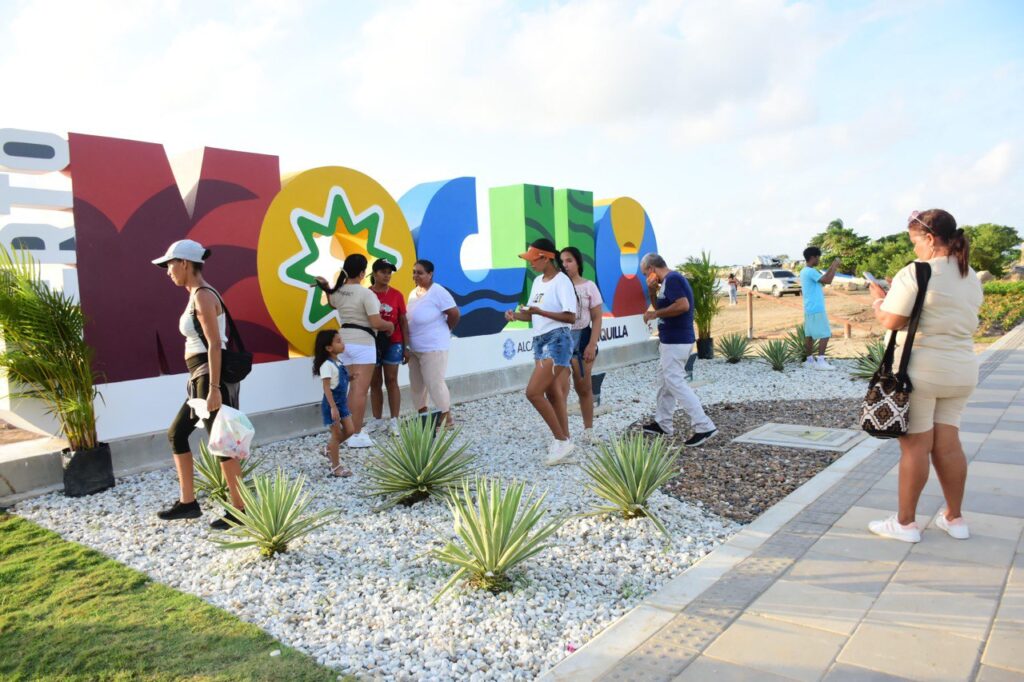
[800,246,841,370]
[639,253,717,446]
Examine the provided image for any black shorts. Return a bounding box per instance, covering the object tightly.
[168,359,240,455]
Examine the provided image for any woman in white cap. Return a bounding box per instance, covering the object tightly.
[152,239,244,530]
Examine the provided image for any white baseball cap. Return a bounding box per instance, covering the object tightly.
[152,239,209,267]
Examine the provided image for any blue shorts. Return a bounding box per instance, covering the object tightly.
[571,327,599,366]
[804,312,832,339]
[320,371,352,426]
[533,327,573,367]
[376,342,404,367]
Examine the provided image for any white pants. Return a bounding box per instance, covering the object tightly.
[656,343,715,434]
[408,349,451,413]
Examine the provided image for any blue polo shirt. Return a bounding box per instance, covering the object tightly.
[800,267,827,314]
[657,271,695,345]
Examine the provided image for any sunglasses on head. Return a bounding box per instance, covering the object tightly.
[908,210,932,232]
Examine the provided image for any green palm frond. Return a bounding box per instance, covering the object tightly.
[209,467,339,558]
[364,416,477,508]
[194,441,263,502]
[852,339,886,379]
[680,251,721,340]
[429,477,564,601]
[716,333,751,363]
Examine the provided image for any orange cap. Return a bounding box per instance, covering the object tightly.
[518,245,556,261]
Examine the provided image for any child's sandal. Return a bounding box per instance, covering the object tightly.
[330,463,353,478]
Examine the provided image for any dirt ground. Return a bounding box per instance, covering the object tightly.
[0,421,44,446]
[714,289,886,358]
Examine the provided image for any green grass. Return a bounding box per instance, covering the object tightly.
[0,514,339,681]
[983,281,1024,295]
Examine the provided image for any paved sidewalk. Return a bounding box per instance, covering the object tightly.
[545,325,1024,682]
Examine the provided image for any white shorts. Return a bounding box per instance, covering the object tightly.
[340,343,376,366]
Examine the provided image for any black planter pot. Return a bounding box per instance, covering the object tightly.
[62,442,115,497]
[696,337,715,359]
[591,372,607,406]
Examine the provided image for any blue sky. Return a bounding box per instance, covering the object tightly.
[2,0,1021,266]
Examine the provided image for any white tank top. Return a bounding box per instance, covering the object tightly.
[180,289,227,357]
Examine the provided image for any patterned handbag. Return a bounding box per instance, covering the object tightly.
[860,261,931,439]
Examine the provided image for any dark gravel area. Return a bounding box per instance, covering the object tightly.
[634,399,862,523]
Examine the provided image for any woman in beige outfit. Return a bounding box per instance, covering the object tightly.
[867,209,983,543]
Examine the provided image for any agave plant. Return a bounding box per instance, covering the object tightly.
[758,339,794,372]
[852,339,887,379]
[716,333,751,364]
[365,416,476,508]
[210,468,338,558]
[194,441,262,503]
[784,325,810,362]
[0,245,99,451]
[430,477,564,600]
[581,433,679,543]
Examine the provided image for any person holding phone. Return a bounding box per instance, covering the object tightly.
[800,247,840,370]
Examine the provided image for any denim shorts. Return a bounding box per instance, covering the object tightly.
[376,342,404,367]
[533,327,573,367]
[571,326,599,366]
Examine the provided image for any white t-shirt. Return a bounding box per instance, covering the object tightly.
[328,285,380,346]
[881,257,983,386]
[527,271,576,336]
[317,358,343,390]
[407,284,458,352]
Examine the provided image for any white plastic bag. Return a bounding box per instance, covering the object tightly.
[207,405,255,460]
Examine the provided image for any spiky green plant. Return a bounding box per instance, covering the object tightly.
[758,339,794,371]
[852,339,887,379]
[365,416,476,509]
[580,433,678,543]
[716,333,751,364]
[0,245,99,450]
[784,325,810,362]
[194,441,263,502]
[680,251,721,341]
[210,468,338,558]
[429,477,564,601]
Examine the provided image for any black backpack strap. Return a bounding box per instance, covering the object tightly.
[190,286,245,353]
[895,262,931,378]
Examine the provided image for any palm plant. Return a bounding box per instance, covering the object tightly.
[0,245,99,450]
[429,477,564,600]
[681,251,721,358]
[716,333,751,364]
[210,467,338,558]
[758,339,794,371]
[580,433,679,544]
[194,441,263,502]
[364,416,476,508]
[852,339,887,379]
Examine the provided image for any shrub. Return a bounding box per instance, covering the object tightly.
[982,281,1024,295]
[758,339,794,371]
[210,468,338,558]
[429,477,564,600]
[852,339,887,380]
[581,433,679,544]
[977,291,1024,336]
[194,441,262,503]
[716,333,751,364]
[365,417,477,509]
[680,251,721,341]
[784,325,811,362]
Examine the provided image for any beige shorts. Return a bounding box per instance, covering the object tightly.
[907,379,974,434]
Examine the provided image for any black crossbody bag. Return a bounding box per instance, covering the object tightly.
[860,262,931,439]
[341,323,392,362]
[190,286,253,384]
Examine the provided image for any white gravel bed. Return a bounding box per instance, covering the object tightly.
[14,357,867,680]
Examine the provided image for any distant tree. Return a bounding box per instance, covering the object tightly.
[857,233,916,279]
[808,219,869,274]
[963,224,1021,277]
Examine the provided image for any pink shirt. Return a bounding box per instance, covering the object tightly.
[572,279,604,331]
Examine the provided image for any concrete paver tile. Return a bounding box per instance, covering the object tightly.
[1002,405,1024,422]
[674,656,796,681]
[893,552,1009,600]
[975,664,1024,681]
[822,663,915,681]
[925,510,1024,542]
[856,489,945,516]
[981,619,1024,674]
[599,639,699,681]
[974,448,1024,466]
[962,493,1024,519]
[748,579,875,636]
[786,550,899,596]
[837,622,982,682]
[872,473,943,496]
[657,604,743,652]
[865,582,998,641]
[835,506,929,531]
[703,614,846,682]
[967,462,1024,482]
[966,475,1024,498]
[809,526,915,564]
[910,529,1019,568]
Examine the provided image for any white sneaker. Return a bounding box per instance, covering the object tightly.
[935,510,970,540]
[803,357,817,369]
[814,356,836,371]
[545,439,576,466]
[363,418,381,433]
[868,515,921,543]
[388,417,400,435]
[345,432,374,448]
